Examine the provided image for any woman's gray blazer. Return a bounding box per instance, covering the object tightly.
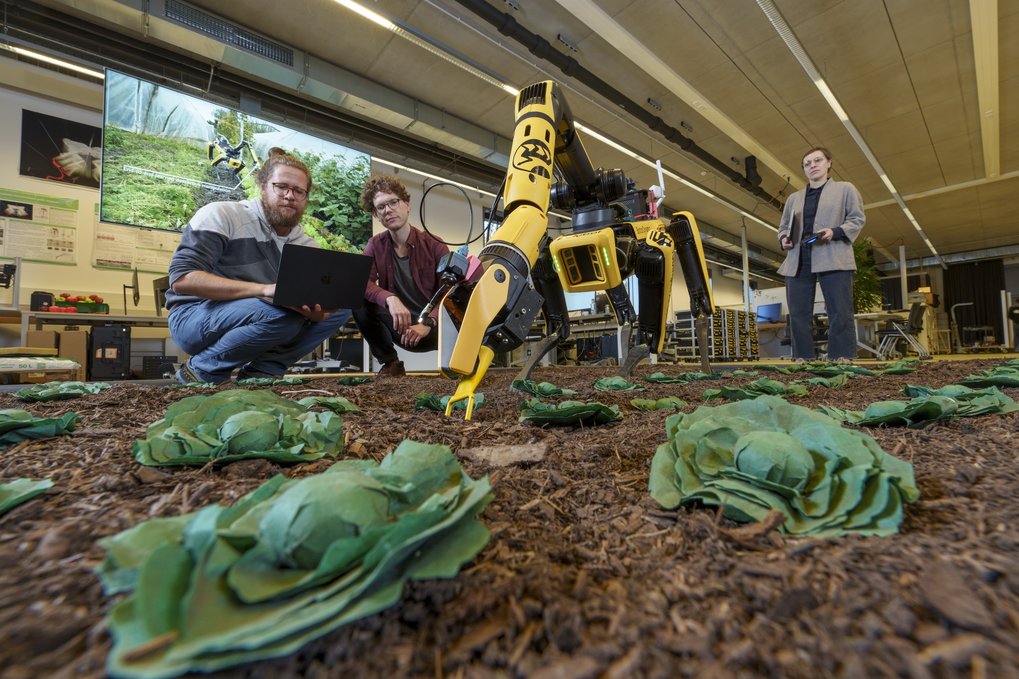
[776,180,865,277]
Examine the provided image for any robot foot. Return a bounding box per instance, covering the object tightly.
[618,344,650,376]
[513,333,561,383]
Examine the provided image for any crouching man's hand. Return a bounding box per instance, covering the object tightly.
[401,323,431,348]
[286,304,332,322]
[387,296,412,333]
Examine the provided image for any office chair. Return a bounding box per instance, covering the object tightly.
[876,302,930,359]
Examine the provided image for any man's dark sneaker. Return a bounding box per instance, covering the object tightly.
[377,360,406,378]
[175,360,203,385]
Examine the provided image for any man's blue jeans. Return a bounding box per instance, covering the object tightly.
[786,269,856,360]
[168,298,351,383]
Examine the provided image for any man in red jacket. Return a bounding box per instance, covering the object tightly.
[355,174,451,377]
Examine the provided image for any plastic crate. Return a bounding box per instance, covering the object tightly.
[74,302,109,314]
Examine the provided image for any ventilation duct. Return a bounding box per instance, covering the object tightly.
[451,0,785,211]
[163,0,294,66]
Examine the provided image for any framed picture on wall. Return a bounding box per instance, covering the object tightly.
[19,109,103,189]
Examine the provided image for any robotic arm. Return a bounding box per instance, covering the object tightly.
[439,81,714,419]
[437,82,571,417]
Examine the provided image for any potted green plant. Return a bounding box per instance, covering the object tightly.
[853,238,882,312]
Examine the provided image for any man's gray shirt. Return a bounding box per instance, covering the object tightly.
[165,198,315,310]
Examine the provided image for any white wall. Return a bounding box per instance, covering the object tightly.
[669,266,748,317]
[0,65,170,358]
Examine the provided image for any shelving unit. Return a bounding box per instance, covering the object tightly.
[669,309,759,362]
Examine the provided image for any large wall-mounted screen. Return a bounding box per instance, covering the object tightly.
[100,70,371,252]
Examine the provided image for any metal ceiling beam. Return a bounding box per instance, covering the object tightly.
[874,243,1019,272]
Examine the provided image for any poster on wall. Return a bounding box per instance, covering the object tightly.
[19,110,103,189]
[0,188,78,264]
[94,205,179,274]
[100,70,373,253]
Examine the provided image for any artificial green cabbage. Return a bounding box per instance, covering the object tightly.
[0,409,78,447]
[959,365,1019,388]
[704,378,807,401]
[649,396,919,536]
[510,379,577,397]
[645,371,716,384]
[593,376,643,392]
[630,396,687,412]
[133,390,344,466]
[15,380,111,402]
[0,478,54,515]
[96,440,492,679]
[519,399,622,426]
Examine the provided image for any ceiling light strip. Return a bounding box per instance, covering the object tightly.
[756,0,945,268]
[0,43,104,79]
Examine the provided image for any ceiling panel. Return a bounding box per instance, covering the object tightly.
[866,205,927,256]
[922,97,977,145]
[975,178,1019,218]
[886,0,969,56]
[859,109,935,159]
[681,0,777,54]
[609,0,732,82]
[835,64,919,128]
[881,147,950,192]
[932,133,982,186]
[64,0,1017,269]
[789,0,903,85]
[999,7,1019,81]
[907,40,973,110]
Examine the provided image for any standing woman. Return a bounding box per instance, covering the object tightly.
[777,147,865,361]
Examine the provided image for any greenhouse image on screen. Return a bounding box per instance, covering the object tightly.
[100,70,372,252]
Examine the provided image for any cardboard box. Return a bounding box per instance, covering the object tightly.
[26,330,59,349]
[58,330,89,381]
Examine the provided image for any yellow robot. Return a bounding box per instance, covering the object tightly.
[207,134,256,178]
[435,81,715,419]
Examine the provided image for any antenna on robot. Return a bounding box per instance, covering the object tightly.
[648,160,666,217]
[654,160,666,209]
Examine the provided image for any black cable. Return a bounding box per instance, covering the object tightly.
[417,180,478,248]
[481,179,507,246]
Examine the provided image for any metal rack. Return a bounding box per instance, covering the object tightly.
[670,309,758,362]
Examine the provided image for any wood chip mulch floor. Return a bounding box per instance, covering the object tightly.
[1,357,1017,678]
